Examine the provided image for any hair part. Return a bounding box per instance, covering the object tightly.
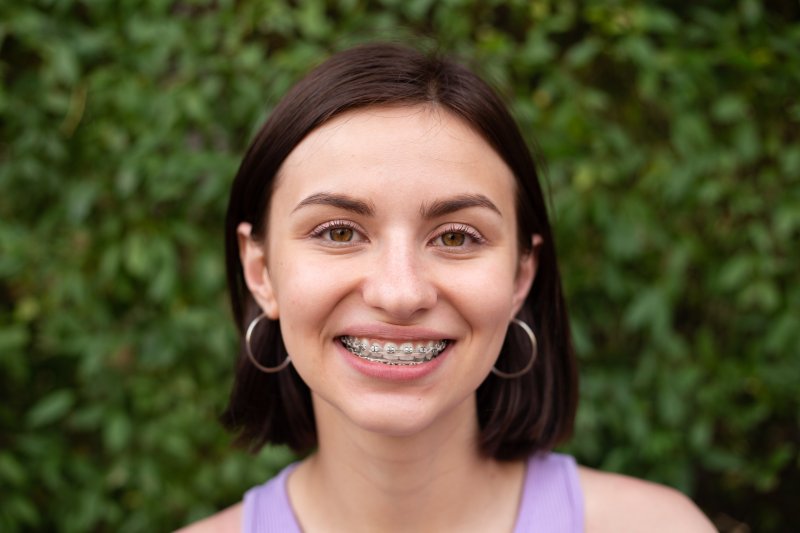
[222,42,578,460]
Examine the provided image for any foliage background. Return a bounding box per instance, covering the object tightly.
[1,0,798,531]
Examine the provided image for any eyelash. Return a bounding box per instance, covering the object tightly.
[309,220,365,242]
[308,221,485,247]
[431,224,485,247]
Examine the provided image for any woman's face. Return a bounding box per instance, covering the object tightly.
[240,106,537,438]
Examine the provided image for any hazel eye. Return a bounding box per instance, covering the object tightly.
[310,220,366,246]
[441,232,465,247]
[330,227,354,242]
[431,224,485,250]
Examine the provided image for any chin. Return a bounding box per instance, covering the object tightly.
[351,410,437,438]
[324,389,475,441]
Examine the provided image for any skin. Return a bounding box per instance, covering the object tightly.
[178,106,715,533]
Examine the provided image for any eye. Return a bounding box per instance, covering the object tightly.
[330,227,354,242]
[310,220,366,245]
[440,232,465,247]
[431,224,484,249]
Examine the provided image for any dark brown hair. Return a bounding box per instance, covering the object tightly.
[221,42,577,460]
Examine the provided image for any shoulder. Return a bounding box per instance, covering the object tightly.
[578,466,715,533]
[174,502,242,533]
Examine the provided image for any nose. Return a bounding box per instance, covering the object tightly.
[361,240,437,320]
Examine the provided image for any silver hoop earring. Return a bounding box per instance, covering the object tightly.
[245,313,292,373]
[491,318,537,379]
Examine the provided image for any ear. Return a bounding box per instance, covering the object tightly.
[237,222,279,320]
[510,234,543,317]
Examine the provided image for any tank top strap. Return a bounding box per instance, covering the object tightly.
[242,462,301,533]
[513,452,585,533]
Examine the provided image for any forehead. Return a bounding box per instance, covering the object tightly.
[273,105,517,207]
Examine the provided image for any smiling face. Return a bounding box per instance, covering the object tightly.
[239,106,537,438]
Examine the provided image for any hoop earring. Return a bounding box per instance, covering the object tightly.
[245,313,292,373]
[491,318,537,379]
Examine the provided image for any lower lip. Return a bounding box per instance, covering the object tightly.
[338,340,450,382]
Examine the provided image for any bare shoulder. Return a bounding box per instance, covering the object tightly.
[174,502,242,533]
[578,466,715,533]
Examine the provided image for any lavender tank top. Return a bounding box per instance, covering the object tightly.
[242,452,584,532]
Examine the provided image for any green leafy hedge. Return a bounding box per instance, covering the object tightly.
[1,1,798,531]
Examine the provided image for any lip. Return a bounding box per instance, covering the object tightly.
[336,325,453,382]
[338,324,451,342]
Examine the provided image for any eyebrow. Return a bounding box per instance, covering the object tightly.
[292,192,502,219]
[420,194,502,219]
[293,192,375,216]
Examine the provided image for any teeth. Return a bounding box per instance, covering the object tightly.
[341,336,448,365]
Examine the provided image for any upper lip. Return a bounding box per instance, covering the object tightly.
[338,324,452,341]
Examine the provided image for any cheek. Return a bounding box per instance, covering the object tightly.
[272,254,356,332]
[437,258,519,319]
[433,260,519,372]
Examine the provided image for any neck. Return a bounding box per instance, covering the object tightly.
[288,394,523,533]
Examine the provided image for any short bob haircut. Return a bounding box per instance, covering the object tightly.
[222,42,578,461]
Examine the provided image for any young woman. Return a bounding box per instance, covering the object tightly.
[182,43,714,532]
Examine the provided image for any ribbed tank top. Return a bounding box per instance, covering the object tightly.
[242,452,584,532]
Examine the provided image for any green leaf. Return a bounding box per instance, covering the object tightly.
[104,413,132,453]
[27,390,75,428]
[0,452,27,486]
